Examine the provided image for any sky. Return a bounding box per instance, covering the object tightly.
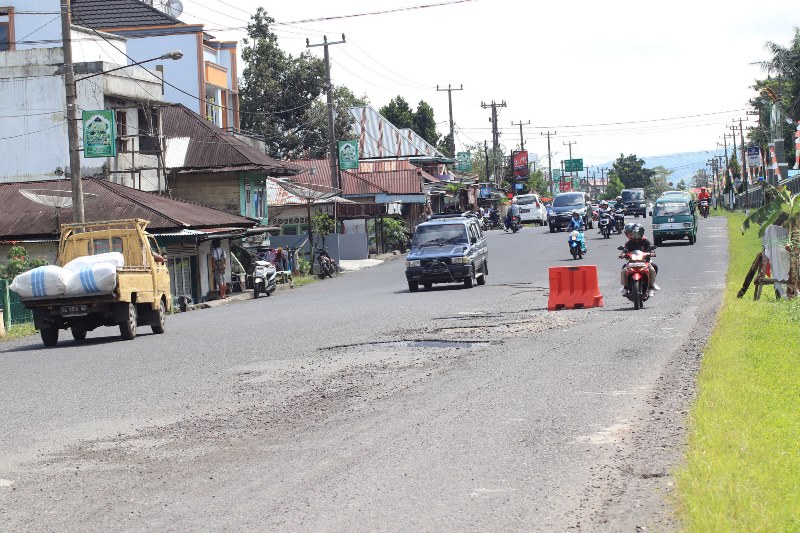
[176,0,800,174]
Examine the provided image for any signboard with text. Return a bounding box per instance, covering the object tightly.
[82,110,117,158]
[338,140,359,170]
[512,150,528,178]
[564,158,583,172]
[456,151,472,172]
[746,146,761,167]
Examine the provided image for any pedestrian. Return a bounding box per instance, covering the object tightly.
[211,238,227,299]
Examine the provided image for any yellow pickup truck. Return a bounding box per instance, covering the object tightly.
[22,219,171,347]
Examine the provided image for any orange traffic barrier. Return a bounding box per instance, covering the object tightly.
[547,265,604,311]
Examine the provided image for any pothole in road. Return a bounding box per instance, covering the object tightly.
[326,339,496,351]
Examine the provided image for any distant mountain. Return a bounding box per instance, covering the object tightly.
[589,148,727,187]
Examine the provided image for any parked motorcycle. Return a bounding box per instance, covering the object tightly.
[598,212,613,239]
[699,199,710,218]
[613,208,626,234]
[619,246,657,310]
[316,249,339,279]
[568,229,587,259]
[508,215,520,233]
[253,260,277,298]
[484,212,504,230]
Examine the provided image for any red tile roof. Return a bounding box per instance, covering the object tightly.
[0,179,255,240]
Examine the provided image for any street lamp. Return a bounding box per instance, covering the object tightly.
[75,50,183,81]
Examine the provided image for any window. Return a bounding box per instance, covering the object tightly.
[90,237,123,255]
[0,22,9,52]
[168,257,193,299]
[253,179,266,219]
[115,110,129,153]
[282,225,299,236]
[137,108,159,153]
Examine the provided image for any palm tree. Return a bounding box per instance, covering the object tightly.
[742,184,800,297]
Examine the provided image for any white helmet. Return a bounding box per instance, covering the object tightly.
[511,197,518,204]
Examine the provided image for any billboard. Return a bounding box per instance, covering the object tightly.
[338,140,359,170]
[512,150,529,178]
[82,110,117,158]
[746,146,761,167]
[456,151,472,172]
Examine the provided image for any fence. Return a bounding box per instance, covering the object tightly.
[0,279,34,329]
[736,175,800,209]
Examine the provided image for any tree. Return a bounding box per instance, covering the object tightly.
[301,86,369,158]
[525,168,548,196]
[648,165,673,198]
[602,175,625,200]
[691,168,712,189]
[437,133,453,157]
[729,153,742,192]
[239,8,325,159]
[0,245,47,279]
[742,183,800,297]
[608,153,655,190]
[379,96,415,130]
[461,143,505,182]
[311,212,337,249]
[412,100,440,147]
[368,218,410,251]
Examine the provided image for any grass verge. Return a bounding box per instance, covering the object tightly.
[0,322,36,342]
[291,275,318,288]
[676,211,800,531]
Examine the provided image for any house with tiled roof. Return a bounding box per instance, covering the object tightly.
[0,178,266,304]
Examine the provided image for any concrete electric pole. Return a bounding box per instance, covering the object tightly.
[61,0,85,222]
[541,131,556,196]
[437,84,462,158]
[481,100,506,186]
[511,119,530,151]
[307,34,346,190]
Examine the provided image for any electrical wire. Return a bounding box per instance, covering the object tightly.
[0,122,65,140]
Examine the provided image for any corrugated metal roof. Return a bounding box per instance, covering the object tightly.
[291,158,433,196]
[72,0,182,29]
[349,106,448,160]
[0,179,256,240]
[161,105,302,176]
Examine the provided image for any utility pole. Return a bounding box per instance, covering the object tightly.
[511,119,530,150]
[481,100,506,186]
[563,140,577,191]
[483,141,490,183]
[307,34,346,190]
[61,0,84,223]
[541,131,556,196]
[737,118,748,206]
[583,166,590,194]
[437,84,462,158]
[599,167,609,196]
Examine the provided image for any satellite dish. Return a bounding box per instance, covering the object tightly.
[161,0,183,18]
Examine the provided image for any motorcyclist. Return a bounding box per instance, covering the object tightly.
[614,195,626,211]
[597,200,612,233]
[487,206,501,228]
[505,197,521,230]
[698,187,711,202]
[619,223,659,295]
[567,211,587,252]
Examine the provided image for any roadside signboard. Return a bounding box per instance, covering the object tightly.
[82,110,117,158]
[747,146,761,167]
[564,158,583,172]
[338,140,359,170]
[456,151,472,172]
[512,150,528,178]
[515,181,524,190]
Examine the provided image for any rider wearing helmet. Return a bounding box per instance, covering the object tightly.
[619,223,659,294]
[597,200,611,233]
[505,196,521,229]
[567,211,587,252]
[698,187,711,201]
[615,195,626,211]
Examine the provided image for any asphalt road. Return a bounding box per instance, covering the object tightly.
[0,215,728,531]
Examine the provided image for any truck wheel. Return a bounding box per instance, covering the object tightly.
[40,327,59,347]
[119,303,137,340]
[151,299,166,335]
[408,281,419,293]
[71,327,87,342]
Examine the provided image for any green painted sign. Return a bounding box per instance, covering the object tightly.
[82,110,117,158]
[456,151,472,172]
[338,140,359,170]
[564,158,583,172]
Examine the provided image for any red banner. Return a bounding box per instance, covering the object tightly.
[512,150,529,178]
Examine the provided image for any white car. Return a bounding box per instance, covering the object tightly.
[515,193,548,225]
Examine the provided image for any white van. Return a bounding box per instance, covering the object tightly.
[515,193,548,225]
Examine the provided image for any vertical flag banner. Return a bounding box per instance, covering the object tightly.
[456,151,472,172]
[512,150,529,178]
[338,140,359,170]
[82,110,117,158]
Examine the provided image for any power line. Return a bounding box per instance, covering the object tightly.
[276,0,476,25]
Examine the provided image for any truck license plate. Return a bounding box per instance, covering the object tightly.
[61,305,88,317]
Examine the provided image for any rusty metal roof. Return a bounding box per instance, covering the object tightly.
[162,105,302,176]
[349,106,448,160]
[0,179,256,240]
[291,158,434,197]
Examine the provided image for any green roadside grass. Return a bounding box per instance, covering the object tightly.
[0,322,36,342]
[676,211,800,531]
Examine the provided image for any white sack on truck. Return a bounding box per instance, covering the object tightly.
[63,252,124,271]
[9,265,74,299]
[63,263,118,297]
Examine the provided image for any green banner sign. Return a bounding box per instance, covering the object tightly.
[456,151,472,172]
[338,140,359,170]
[564,158,584,172]
[82,110,117,158]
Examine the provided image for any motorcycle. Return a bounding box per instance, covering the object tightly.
[699,199,710,218]
[568,229,587,259]
[508,215,520,233]
[252,260,277,298]
[316,248,339,279]
[598,212,613,239]
[484,212,504,230]
[613,208,626,234]
[618,246,657,310]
